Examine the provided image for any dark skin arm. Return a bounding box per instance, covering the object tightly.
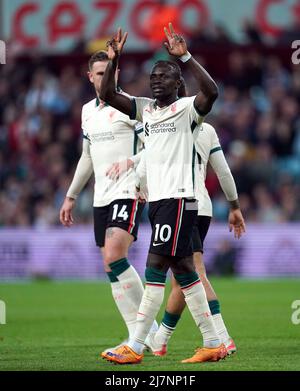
[99,28,133,117]
[164,23,218,115]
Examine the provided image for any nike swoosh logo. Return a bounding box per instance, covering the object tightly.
[152,242,164,247]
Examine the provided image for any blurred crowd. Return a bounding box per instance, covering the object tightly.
[0,46,300,227]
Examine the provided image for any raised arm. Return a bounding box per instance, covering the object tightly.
[99,28,133,117]
[164,23,218,115]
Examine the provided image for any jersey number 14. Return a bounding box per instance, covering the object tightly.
[112,204,129,221]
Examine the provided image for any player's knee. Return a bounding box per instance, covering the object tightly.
[103,247,126,265]
[173,270,199,289]
[170,255,195,275]
[146,252,170,273]
[145,266,167,285]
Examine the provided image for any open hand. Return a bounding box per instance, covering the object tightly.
[106,159,134,181]
[228,209,246,239]
[59,197,75,227]
[106,28,128,60]
[163,22,188,57]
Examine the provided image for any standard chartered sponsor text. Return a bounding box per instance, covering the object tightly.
[91,132,115,142]
[150,122,176,134]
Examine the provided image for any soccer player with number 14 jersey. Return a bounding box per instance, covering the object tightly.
[59,50,158,355]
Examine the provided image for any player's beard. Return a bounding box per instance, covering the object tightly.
[152,89,165,100]
[152,89,175,105]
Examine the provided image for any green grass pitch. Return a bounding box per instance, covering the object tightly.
[0,279,299,371]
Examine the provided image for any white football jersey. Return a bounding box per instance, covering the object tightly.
[130,96,204,202]
[135,122,222,216]
[193,123,222,216]
[82,98,143,207]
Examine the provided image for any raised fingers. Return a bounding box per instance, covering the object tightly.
[164,26,172,41]
[169,22,175,36]
[120,31,128,47]
[116,27,122,42]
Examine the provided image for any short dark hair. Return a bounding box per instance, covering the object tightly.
[88,51,109,70]
[152,60,182,80]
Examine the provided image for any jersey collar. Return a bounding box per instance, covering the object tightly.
[95,97,108,108]
[154,96,180,110]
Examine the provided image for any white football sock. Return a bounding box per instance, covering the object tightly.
[111,266,158,340]
[110,281,137,339]
[213,313,231,343]
[182,281,221,348]
[128,284,165,354]
[154,323,174,346]
[117,265,144,310]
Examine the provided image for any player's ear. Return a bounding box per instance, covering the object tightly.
[178,76,187,98]
[87,71,93,84]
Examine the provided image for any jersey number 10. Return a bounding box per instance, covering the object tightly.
[154,224,172,243]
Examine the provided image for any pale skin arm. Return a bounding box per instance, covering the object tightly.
[209,150,246,239]
[163,23,218,115]
[228,202,246,239]
[59,139,93,227]
[60,197,76,227]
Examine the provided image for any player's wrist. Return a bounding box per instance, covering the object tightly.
[112,53,120,64]
[66,195,76,202]
[179,51,192,63]
[229,199,240,210]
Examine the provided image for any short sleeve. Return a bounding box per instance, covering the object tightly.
[187,96,204,126]
[134,122,144,143]
[130,97,153,122]
[193,123,220,162]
